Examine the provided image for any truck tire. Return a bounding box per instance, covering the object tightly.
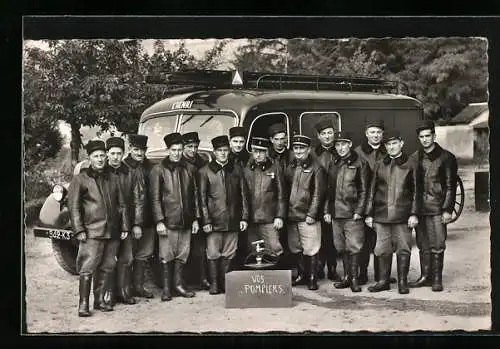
[51,239,78,275]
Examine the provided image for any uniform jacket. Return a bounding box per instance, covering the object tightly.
[229,149,250,168]
[365,153,420,224]
[324,151,370,219]
[68,166,130,239]
[199,160,249,232]
[311,144,336,171]
[354,140,387,172]
[284,155,326,222]
[410,143,458,215]
[269,147,293,171]
[122,155,155,228]
[149,157,201,230]
[243,157,287,224]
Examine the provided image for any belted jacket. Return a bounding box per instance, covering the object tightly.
[242,157,287,224]
[149,157,201,230]
[365,153,420,224]
[324,151,370,219]
[199,160,249,232]
[68,166,129,239]
[284,155,326,222]
[410,143,458,215]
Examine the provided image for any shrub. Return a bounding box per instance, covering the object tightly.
[24,170,53,202]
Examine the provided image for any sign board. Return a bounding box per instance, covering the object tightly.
[225,270,292,308]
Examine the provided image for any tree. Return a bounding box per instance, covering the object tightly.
[232,39,288,72]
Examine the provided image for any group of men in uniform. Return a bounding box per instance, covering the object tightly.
[67,117,457,317]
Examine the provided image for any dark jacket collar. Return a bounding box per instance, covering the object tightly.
[269,147,288,159]
[315,144,335,156]
[383,152,409,165]
[161,156,186,170]
[333,151,358,165]
[291,154,313,169]
[248,157,273,171]
[123,154,153,170]
[107,163,129,175]
[230,149,250,161]
[84,165,111,179]
[418,143,443,161]
[361,139,386,155]
[208,159,234,173]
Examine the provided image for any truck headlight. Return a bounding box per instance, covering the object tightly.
[52,184,65,202]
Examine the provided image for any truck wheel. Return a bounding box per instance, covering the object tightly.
[51,239,78,275]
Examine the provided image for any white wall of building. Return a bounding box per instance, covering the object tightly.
[435,125,474,160]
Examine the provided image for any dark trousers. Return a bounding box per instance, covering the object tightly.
[232,229,248,270]
[359,225,377,273]
[76,238,119,275]
[185,232,208,286]
[318,221,337,272]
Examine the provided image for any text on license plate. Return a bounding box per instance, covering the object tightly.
[34,228,72,240]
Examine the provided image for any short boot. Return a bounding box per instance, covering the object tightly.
[199,253,211,290]
[116,265,136,304]
[368,254,391,292]
[161,262,173,301]
[397,253,410,294]
[308,255,319,291]
[409,251,432,288]
[334,254,351,289]
[208,259,220,295]
[132,260,154,298]
[350,254,362,292]
[93,271,113,311]
[431,252,444,292]
[219,258,231,294]
[292,253,307,286]
[78,274,92,317]
[174,261,195,298]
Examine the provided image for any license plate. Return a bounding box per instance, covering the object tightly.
[33,227,72,240]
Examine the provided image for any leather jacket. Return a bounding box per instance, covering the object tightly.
[365,153,420,224]
[229,149,250,168]
[68,166,129,239]
[411,143,458,215]
[149,157,201,230]
[284,155,326,222]
[242,157,287,224]
[324,151,369,219]
[311,144,336,170]
[199,160,249,232]
[354,140,387,172]
[268,147,293,171]
[183,153,208,170]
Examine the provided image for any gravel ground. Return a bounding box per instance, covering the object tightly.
[23,165,491,333]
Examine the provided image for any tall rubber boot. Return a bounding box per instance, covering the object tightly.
[132,260,154,298]
[208,259,220,295]
[93,271,113,311]
[292,253,306,286]
[368,254,391,292]
[358,238,370,285]
[116,264,136,304]
[334,253,351,289]
[199,252,211,290]
[397,253,410,294]
[103,270,115,307]
[409,251,432,288]
[78,274,92,317]
[161,261,173,301]
[219,258,231,294]
[431,252,444,292]
[308,255,319,291]
[350,253,362,292]
[326,247,340,281]
[174,261,195,298]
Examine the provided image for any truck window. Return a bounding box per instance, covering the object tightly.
[140,115,178,154]
[246,112,290,152]
[299,112,341,148]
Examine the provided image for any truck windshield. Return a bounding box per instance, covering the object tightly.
[140,115,178,154]
[178,113,237,150]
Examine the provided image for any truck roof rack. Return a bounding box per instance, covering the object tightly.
[145,69,406,94]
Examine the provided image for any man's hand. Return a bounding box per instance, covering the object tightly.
[353,213,363,220]
[408,215,419,229]
[156,222,167,235]
[273,218,283,230]
[120,231,128,240]
[442,212,453,225]
[324,214,332,224]
[132,226,143,240]
[75,231,87,242]
[240,221,248,231]
[203,224,212,233]
[365,216,373,228]
[192,220,199,235]
[305,216,316,225]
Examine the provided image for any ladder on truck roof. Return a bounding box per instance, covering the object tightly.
[145,69,409,95]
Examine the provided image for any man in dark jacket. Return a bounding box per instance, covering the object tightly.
[105,137,138,306]
[354,119,396,285]
[268,123,292,170]
[243,137,287,261]
[365,130,420,294]
[199,135,249,295]
[124,134,156,300]
[284,135,326,291]
[324,131,369,293]
[67,140,130,317]
[311,118,340,282]
[149,132,201,301]
[182,132,211,291]
[409,120,458,292]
